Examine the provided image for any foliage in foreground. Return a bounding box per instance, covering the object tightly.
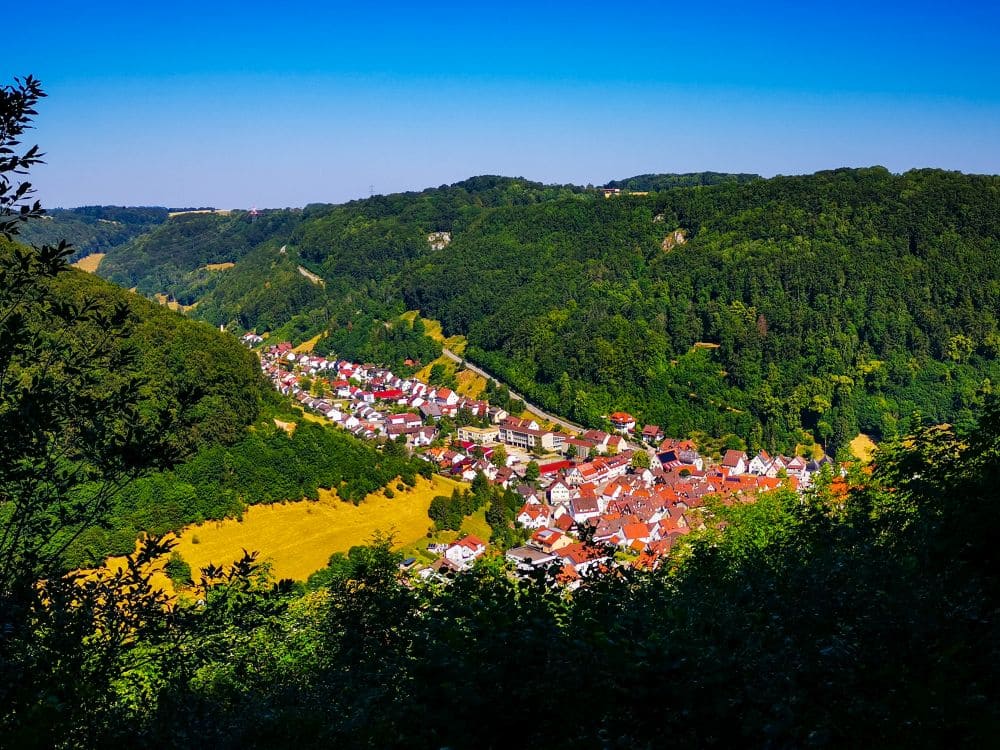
[5,403,1000,749]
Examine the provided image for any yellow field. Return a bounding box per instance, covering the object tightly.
[153,293,196,313]
[203,262,235,271]
[415,354,453,382]
[401,310,468,354]
[72,253,105,273]
[170,475,464,583]
[850,433,877,463]
[455,368,487,399]
[91,552,178,598]
[295,407,328,425]
[294,333,323,353]
[519,409,557,431]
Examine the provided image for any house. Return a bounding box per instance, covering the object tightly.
[373,388,405,402]
[444,535,487,568]
[621,522,657,547]
[414,426,438,446]
[609,411,636,434]
[721,450,748,475]
[420,402,443,421]
[530,527,573,553]
[503,416,540,431]
[516,503,552,529]
[387,412,423,429]
[488,406,510,424]
[582,430,612,453]
[457,425,500,444]
[785,456,808,478]
[641,424,664,443]
[563,437,594,460]
[493,466,515,487]
[748,450,776,476]
[569,494,601,524]
[547,480,572,504]
[505,545,558,573]
[432,387,459,406]
[558,542,612,575]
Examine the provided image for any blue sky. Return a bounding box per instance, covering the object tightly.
[18,1,1000,207]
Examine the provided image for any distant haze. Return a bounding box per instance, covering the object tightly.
[18,1,1000,208]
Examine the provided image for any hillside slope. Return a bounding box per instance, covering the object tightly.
[16,206,168,262]
[97,168,1000,453]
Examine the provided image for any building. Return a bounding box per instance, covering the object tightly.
[457,425,500,444]
[609,411,636,434]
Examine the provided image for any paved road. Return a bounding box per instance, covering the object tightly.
[441,347,586,433]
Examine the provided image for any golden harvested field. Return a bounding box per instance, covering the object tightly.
[401,310,468,354]
[415,354,452,382]
[294,333,323,353]
[153,293,197,313]
[167,209,231,217]
[850,433,877,463]
[455,368,487,399]
[92,551,179,599]
[203,262,235,271]
[72,253,105,273]
[295,407,328,425]
[170,474,464,583]
[444,334,468,355]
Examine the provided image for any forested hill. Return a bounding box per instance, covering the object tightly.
[604,171,761,190]
[16,205,168,261]
[96,168,1000,454]
[51,262,267,454]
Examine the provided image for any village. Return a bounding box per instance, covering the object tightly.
[251,334,839,584]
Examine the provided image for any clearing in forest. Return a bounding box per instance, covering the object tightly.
[71,253,105,273]
[850,433,877,463]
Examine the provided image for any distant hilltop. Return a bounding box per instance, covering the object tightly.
[603,172,761,192]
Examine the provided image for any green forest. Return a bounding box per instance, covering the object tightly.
[4,74,1000,750]
[15,205,168,261]
[1,237,429,572]
[97,168,1000,455]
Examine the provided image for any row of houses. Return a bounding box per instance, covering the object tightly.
[248,335,838,583]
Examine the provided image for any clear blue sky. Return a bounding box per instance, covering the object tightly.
[18,1,1000,207]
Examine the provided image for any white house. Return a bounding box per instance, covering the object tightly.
[444,535,487,569]
[721,450,748,475]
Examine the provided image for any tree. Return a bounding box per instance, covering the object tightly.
[0,77,164,593]
[164,550,193,587]
[524,460,540,483]
[631,450,651,469]
[0,78,294,746]
[491,444,508,468]
[0,76,46,237]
